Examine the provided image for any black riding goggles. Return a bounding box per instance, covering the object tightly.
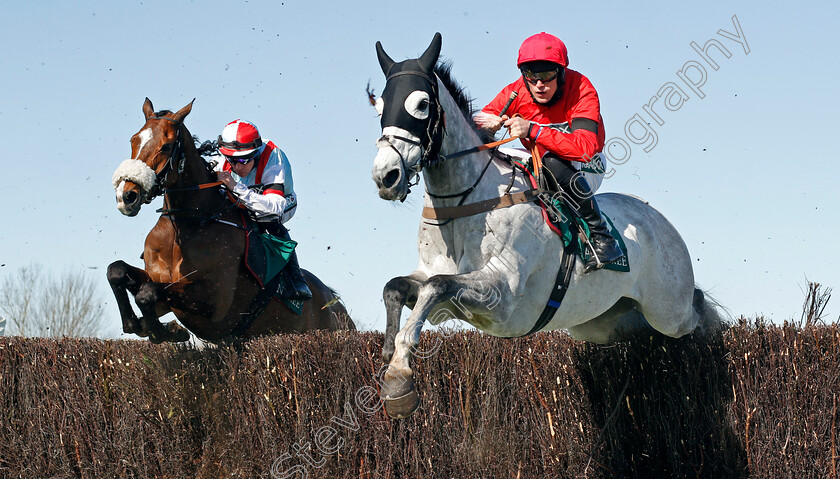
[224,151,258,165]
[521,68,560,84]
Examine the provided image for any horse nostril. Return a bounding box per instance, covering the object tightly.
[383,169,400,189]
[123,190,139,205]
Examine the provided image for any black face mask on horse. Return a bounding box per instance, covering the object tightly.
[375,33,446,178]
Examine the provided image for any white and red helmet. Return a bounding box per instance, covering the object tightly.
[218,119,263,157]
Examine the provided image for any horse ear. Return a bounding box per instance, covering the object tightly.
[376,41,395,76]
[419,32,442,73]
[143,97,155,120]
[173,99,195,124]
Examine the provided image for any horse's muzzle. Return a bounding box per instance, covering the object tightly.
[373,167,409,201]
[115,180,144,216]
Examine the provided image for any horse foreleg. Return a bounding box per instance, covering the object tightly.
[383,271,500,418]
[134,282,191,343]
[382,273,426,363]
[107,260,149,336]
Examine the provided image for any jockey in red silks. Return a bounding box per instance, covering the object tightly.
[215,119,312,300]
[475,32,625,272]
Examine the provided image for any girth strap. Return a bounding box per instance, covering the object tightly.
[519,247,576,337]
[421,190,537,220]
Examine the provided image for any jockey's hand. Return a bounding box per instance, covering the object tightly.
[504,116,533,139]
[216,171,237,190]
[473,112,508,133]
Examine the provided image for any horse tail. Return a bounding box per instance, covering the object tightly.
[321,282,356,331]
[692,287,728,336]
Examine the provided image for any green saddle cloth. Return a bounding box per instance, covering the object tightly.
[549,199,630,273]
[251,233,304,316]
[260,233,296,284]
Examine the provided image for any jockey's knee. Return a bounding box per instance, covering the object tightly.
[540,154,575,194]
[260,221,290,239]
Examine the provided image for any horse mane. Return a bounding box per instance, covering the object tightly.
[434,61,495,143]
[194,136,218,157]
[149,108,216,158]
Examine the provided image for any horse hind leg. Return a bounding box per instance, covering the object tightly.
[572,288,724,344]
[633,277,715,339]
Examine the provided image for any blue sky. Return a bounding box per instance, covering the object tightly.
[1,1,838,336]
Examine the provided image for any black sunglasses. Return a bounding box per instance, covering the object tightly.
[522,69,560,84]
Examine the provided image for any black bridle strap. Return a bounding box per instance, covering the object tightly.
[145,115,221,193]
[143,116,184,199]
[421,155,499,226]
[386,69,437,86]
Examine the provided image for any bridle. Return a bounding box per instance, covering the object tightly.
[137,115,227,220]
[141,115,187,203]
[140,116,222,201]
[377,69,446,185]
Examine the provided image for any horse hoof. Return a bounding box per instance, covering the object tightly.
[381,348,394,364]
[165,321,190,342]
[383,389,420,419]
[122,317,142,335]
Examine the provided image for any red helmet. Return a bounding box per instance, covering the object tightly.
[218,119,262,157]
[517,32,569,68]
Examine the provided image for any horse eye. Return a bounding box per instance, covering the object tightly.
[161,143,174,152]
[405,91,431,120]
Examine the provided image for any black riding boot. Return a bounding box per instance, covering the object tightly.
[542,154,624,273]
[283,250,313,301]
[569,174,625,272]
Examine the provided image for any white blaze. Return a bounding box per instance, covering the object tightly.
[136,128,153,157]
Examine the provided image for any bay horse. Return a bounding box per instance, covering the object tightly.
[371,34,721,418]
[108,98,353,343]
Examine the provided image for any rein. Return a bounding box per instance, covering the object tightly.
[163,181,224,193]
[438,135,519,163]
[422,136,537,225]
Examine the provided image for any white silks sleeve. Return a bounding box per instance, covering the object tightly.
[229,182,291,221]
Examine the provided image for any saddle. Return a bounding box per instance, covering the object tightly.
[498,149,630,273]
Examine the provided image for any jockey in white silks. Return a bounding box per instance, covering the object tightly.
[215,119,312,301]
